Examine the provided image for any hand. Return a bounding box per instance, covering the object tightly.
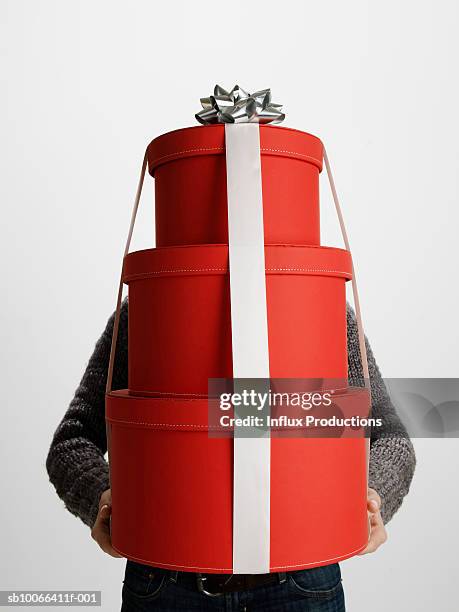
[91,489,123,558]
[359,488,387,555]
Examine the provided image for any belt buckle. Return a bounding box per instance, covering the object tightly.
[196,572,286,596]
[196,574,224,597]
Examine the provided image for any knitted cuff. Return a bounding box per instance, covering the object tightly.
[62,461,111,528]
[368,436,416,524]
[85,467,111,528]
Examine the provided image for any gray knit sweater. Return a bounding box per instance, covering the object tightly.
[46,301,415,528]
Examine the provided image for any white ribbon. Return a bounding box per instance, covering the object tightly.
[225,124,271,574]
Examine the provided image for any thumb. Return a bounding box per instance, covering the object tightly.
[98,504,112,521]
[368,499,380,513]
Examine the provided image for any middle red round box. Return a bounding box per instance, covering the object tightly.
[124,244,353,395]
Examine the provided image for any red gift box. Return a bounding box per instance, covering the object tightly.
[148,125,323,247]
[106,120,370,574]
[124,244,352,395]
[107,388,369,573]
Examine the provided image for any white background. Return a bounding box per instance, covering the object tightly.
[1,0,458,610]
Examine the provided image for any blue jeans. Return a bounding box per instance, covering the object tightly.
[121,561,345,611]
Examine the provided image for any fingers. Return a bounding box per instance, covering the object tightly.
[91,502,123,558]
[98,504,111,521]
[98,489,112,509]
[367,488,381,514]
[359,520,388,555]
[359,507,387,556]
[368,499,379,514]
[358,488,387,556]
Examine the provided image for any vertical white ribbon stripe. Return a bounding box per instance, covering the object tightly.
[225,123,271,575]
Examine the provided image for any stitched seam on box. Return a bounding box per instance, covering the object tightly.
[111,543,366,572]
[106,420,364,432]
[123,387,359,398]
[107,419,211,428]
[270,542,368,569]
[270,267,348,273]
[109,396,207,402]
[151,147,224,165]
[123,267,350,280]
[150,146,321,166]
[124,267,227,279]
[129,391,208,397]
[261,148,321,165]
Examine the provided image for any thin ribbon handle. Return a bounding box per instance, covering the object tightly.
[323,147,370,388]
[106,151,148,394]
[323,146,371,517]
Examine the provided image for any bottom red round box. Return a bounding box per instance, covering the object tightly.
[106,389,370,574]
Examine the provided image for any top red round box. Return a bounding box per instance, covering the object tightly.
[147,125,324,247]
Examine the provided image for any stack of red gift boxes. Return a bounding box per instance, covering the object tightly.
[106,123,370,574]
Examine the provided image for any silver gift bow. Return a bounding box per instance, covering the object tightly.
[196,85,285,125]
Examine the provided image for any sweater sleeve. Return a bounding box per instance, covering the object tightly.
[46,299,128,528]
[346,304,416,524]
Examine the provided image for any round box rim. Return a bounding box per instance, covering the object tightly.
[147,124,324,175]
[106,387,370,432]
[122,244,353,283]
